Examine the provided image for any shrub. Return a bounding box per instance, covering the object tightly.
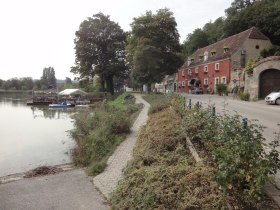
[216,84,227,95]
[239,91,250,101]
[182,107,280,208]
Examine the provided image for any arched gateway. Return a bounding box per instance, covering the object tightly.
[245,56,280,100]
[259,69,280,98]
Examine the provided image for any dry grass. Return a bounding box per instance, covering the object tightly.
[111,108,228,209]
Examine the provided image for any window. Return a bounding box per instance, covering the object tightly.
[188,80,191,86]
[221,76,227,84]
[195,67,199,74]
[188,69,192,75]
[178,82,181,87]
[204,65,208,73]
[182,70,185,77]
[215,63,220,71]
[223,46,229,53]
[204,51,208,61]
[204,78,208,85]
[215,77,220,85]
[182,81,185,87]
[210,49,216,56]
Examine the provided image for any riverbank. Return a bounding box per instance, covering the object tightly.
[70,93,142,176]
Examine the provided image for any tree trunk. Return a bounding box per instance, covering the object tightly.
[106,75,114,95]
[100,78,105,92]
[147,83,152,93]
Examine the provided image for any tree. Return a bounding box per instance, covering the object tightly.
[72,13,128,95]
[40,67,56,89]
[128,9,183,92]
[181,29,210,57]
[224,0,280,45]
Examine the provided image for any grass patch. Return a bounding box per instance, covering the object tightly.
[70,93,141,176]
[111,107,228,209]
[143,93,171,114]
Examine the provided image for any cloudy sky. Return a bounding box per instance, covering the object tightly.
[0,0,232,80]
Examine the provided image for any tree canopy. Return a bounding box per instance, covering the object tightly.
[182,0,280,57]
[127,8,183,91]
[40,67,56,89]
[71,13,128,95]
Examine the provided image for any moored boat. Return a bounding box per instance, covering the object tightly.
[49,102,74,108]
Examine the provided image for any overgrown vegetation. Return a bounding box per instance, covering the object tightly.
[112,94,279,209]
[183,106,280,208]
[111,105,228,209]
[70,93,141,175]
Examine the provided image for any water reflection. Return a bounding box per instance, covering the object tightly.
[0,92,78,177]
[30,106,76,120]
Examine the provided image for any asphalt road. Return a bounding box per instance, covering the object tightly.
[182,94,280,149]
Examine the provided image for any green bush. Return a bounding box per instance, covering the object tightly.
[216,84,227,95]
[239,92,250,101]
[182,108,280,208]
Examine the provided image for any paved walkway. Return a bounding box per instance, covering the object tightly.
[0,169,109,210]
[93,94,150,199]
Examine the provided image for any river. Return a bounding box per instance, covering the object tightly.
[0,92,78,177]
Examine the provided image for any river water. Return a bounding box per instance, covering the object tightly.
[0,92,77,177]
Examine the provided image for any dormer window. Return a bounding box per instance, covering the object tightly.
[223,45,229,53]
[204,51,208,61]
[191,58,194,63]
[199,54,203,61]
[210,49,216,56]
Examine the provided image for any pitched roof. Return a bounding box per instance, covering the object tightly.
[183,27,269,68]
[59,89,88,96]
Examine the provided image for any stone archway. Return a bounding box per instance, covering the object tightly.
[244,56,280,100]
[259,69,280,98]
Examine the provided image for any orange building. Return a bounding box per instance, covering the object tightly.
[178,27,272,94]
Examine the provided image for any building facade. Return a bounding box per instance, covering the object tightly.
[178,27,272,94]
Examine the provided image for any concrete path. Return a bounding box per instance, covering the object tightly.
[93,94,150,199]
[0,169,109,210]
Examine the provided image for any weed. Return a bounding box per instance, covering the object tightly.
[70,93,141,175]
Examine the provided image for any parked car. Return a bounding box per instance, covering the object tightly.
[191,87,203,94]
[265,88,280,105]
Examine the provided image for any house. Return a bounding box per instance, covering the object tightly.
[163,74,178,93]
[178,27,272,94]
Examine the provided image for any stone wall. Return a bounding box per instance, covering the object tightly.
[244,56,280,100]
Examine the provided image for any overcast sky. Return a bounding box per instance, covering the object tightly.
[0,0,232,80]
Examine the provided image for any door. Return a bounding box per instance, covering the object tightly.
[259,69,280,98]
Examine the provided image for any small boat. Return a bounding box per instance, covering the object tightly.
[49,102,74,108]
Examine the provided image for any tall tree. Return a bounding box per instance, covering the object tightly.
[181,29,210,57]
[71,13,127,95]
[41,67,56,89]
[128,8,183,92]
